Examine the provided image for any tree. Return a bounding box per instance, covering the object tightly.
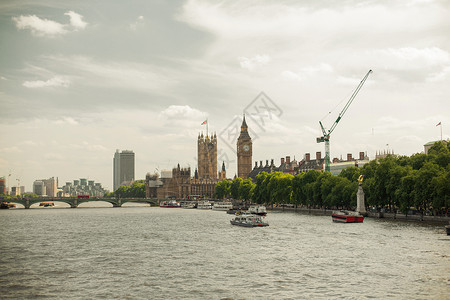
[339,166,361,182]
[230,177,243,199]
[414,162,440,219]
[239,179,255,201]
[214,179,231,199]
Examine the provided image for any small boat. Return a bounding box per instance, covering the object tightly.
[248,205,267,216]
[197,201,212,209]
[227,208,245,214]
[181,202,196,209]
[40,202,55,207]
[230,213,269,227]
[160,200,181,208]
[212,202,233,211]
[332,210,364,223]
[1,202,11,209]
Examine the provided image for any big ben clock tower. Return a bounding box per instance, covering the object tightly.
[237,115,252,179]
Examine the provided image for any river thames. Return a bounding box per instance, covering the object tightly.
[1,205,449,299]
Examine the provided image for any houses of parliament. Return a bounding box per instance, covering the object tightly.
[145,116,252,199]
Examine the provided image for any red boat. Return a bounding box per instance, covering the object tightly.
[332,210,364,223]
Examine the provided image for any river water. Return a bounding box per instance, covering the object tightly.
[1,205,449,299]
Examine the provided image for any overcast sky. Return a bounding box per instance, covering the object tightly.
[1,0,449,192]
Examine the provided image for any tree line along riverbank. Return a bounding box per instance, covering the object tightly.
[215,141,449,218]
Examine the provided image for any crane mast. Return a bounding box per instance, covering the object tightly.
[317,70,372,172]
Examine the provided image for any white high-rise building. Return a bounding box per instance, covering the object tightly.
[113,149,135,191]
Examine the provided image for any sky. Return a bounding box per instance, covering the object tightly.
[1,0,449,192]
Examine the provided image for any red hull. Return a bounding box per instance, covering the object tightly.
[332,213,364,223]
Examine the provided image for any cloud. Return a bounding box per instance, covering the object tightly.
[130,15,145,31]
[282,63,333,81]
[12,11,87,37]
[159,105,205,120]
[0,146,21,153]
[238,54,270,71]
[53,117,79,125]
[23,76,70,88]
[38,55,176,93]
[64,11,88,30]
[427,65,450,82]
[12,15,68,37]
[375,47,449,68]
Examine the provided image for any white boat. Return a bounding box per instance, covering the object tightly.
[212,202,233,211]
[230,213,269,227]
[197,201,212,209]
[160,200,181,208]
[181,202,196,209]
[248,205,267,216]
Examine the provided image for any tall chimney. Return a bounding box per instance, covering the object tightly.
[286,156,291,164]
[305,153,310,162]
[281,157,285,165]
[347,153,353,161]
[316,151,321,160]
[359,152,365,160]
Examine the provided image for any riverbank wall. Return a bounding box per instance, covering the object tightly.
[268,206,450,224]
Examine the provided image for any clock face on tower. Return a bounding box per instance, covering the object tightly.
[243,144,250,152]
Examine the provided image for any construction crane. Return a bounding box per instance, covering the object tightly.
[317,69,373,172]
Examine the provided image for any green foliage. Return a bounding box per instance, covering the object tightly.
[230,177,243,199]
[223,142,449,214]
[214,179,231,199]
[112,180,145,198]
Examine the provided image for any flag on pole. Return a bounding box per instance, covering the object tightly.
[436,122,441,126]
[201,120,207,125]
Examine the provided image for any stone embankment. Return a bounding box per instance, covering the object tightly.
[268,206,450,224]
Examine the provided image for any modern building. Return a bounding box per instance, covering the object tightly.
[237,115,252,179]
[42,177,58,197]
[33,180,47,196]
[113,149,135,191]
[197,133,217,180]
[61,178,107,197]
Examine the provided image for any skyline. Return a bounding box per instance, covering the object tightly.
[1,0,449,191]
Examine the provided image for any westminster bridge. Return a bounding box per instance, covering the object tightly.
[7,197,159,209]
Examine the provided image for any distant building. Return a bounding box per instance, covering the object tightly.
[248,159,279,179]
[248,151,369,177]
[237,115,252,179]
[298,152,325,173]
[329,152,369,175]
[33,180,46,196]
[218,161,227,180]
[0,177,6,195]
[113,149,135,191]
[61,178,107,197]
[198,133,217,180]
[43,177,58,197]
[424,140,448,154]
[375,149,395,160]
[146,163,224,199]
[156,164,191,199]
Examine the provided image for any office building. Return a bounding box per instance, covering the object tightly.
[113,149,135,191]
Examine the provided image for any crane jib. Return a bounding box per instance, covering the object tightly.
[317,69,372,172]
